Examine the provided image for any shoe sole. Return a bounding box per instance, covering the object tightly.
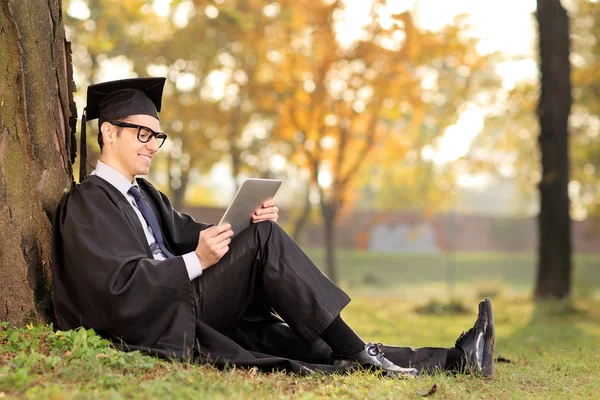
[386,369,419,379]
[481,297,496,377]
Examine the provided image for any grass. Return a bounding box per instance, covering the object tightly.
[2,251,599,398]
[305,250,600,298]
[2,295,600,399]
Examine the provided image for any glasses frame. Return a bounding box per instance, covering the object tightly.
[110,121,168,148]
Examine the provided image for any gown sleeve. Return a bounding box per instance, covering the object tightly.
[53,182,195,350]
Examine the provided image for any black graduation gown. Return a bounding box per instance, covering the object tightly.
[52,176,448,375]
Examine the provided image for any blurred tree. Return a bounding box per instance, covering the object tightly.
[273,1,494,281]
[0,0,76,324]
[535,0,572,298]
[63,0,304,207]
[475,0,586,298]
[130,0,288,207]
[568,0,600,227]
[470,82,540,211]
[64,0,154,79]
[474,0,600,224]
[290,178,313,243]
[359,18,501,217]
[63,0,165,178]
[273,0,402,281]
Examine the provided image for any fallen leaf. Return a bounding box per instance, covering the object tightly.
[417,384,438,397]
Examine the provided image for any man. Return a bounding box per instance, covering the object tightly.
[52,77,496,378]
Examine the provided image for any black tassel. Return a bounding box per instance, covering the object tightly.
[79,109,87,182]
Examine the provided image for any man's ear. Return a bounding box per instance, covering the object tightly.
[100,121,114,145]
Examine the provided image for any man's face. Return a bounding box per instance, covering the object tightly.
[104,114,161,181]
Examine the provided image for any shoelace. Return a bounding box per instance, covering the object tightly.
[366,342,385,357]
[455,327,474,346]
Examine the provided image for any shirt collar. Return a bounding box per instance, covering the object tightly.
[92,160,136,197]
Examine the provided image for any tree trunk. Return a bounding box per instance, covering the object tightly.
[0,0,75,325]
[320,203,338,283]
[170,163,191,210]
[291,182,312,244]
[228,103,243,192]
[534,0,572,299]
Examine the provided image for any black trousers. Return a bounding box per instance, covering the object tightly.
[193,221,350,342]
[194,221,449,373]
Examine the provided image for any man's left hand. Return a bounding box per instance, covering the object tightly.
[252,198,279,223]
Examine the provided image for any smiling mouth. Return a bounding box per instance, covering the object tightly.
[138,154,153,164]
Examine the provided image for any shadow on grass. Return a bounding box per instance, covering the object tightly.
[495,298,600,396]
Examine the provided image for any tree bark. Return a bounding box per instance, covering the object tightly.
[534,0,572,299]
[321,203,338,283]
[0,0,75,324]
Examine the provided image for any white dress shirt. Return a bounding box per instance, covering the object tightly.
[92,160,203,280]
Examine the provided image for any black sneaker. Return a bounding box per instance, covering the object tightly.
[455,297,496,377]
[330,342,419,378]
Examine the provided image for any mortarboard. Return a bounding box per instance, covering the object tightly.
[79,77,166,181]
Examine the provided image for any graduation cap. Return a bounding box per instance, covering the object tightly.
[79,77,166,181]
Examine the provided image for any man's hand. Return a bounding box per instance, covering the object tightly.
[251,198,279,224]
[195,224,234,269]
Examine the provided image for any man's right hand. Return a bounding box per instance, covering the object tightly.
[195,224,234,269]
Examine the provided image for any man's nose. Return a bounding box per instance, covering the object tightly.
[146,136,159,151]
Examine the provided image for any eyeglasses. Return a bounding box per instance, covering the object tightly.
[110,121,168,148]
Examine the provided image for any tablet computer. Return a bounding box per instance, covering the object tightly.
[218,178,282,236]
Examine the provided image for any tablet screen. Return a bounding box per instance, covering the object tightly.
[218,178,282,236]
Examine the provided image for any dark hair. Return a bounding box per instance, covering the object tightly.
[97,116,129,151]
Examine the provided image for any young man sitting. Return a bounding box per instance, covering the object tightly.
[52,77,496,378]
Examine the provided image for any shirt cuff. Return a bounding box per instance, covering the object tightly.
[182,252,203,280]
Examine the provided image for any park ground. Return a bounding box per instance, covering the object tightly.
[1,252,599,399]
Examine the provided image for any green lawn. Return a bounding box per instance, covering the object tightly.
[1,251,599,398]
[2,295,600,399]
[306,250,600,298]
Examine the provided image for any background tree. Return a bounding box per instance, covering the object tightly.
[117,0,287,207]
[63,0,164,179]
[534,0,572,298]
[475,0,600,225]
[0,0,76,324]
[274,2,496,281]
[472,0,600,297]
[568,0,600,228]
[360,18,501,217]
